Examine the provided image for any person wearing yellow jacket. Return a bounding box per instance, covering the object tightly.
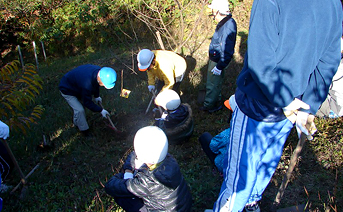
[137,49,187,94]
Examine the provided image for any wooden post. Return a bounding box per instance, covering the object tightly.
[17,45,25,71]
[33,41,39,71]
[40,41,47,61]
[121,70,124,92]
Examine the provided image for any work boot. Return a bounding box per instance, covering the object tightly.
[208,105,222,113]
[71,117,75,128]
[245,201,261,212]
[81,129,94,138]
[199,106,210,111]
[200,105,223,113]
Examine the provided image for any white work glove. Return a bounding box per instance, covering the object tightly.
[283,98,317,140]
[211,66,222,76]
[295,111,317,140]
[0,120,9,140]
[94,97,102,104]
[101,109,110,118]
[124,171,134,179]
[148,85,155,93]
[155,111,168,121]
[161,112,168,119]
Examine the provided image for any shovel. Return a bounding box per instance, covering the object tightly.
[273,133,307,206]
[1,139,39,198]
[274,114,316,206]
[98,102,122,133]
[145,90,163,115]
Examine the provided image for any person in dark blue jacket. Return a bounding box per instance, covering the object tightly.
[200,0,237,113]
[154,89,194,145]
[59,64,117,136]
[211,0,342,211]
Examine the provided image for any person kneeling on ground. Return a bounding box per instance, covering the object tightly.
[105,126,192,212]
[154,90,194,145]
[199,95,235,174]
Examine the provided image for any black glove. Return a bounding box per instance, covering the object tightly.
[123,151,136,171]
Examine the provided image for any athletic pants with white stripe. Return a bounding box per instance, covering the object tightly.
[213,105,294,212]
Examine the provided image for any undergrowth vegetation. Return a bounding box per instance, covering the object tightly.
[2,46,342,212]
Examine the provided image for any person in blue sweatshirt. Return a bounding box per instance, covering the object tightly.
[59,64,117,136]
[200,0,237,113]
[212,0,342,211]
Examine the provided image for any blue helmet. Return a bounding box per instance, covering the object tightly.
[99,67,117,89]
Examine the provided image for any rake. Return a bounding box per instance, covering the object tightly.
[1,139,39,199]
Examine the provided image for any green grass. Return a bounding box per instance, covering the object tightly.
[2,45,342,212]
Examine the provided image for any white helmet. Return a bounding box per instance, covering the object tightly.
[155,89,181,111]
[208,0,230,15]
[137,49,155,71]
[134,126,168,164]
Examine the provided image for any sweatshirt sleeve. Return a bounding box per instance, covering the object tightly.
[216,19,237,70]
[93,85,100,99]
[161,70,174,91]
[301,35,342,114]
[246,0,281,104]
[81,89,102,112]
[147,71,155,86]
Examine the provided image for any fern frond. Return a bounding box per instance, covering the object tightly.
[0,61,20,82]
[1,61,43,135]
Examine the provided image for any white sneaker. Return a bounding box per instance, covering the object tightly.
[245,201,261,212]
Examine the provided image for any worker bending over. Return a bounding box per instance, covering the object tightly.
[137,49,187,94]
[59,64,117,136]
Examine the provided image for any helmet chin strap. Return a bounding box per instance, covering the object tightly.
[210,10,219,20]
[97,73,104,86]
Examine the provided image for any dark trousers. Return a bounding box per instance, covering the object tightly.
[199,132,217,165]
[0,141,13,180]
[156,80,181,94]
[114,197,147,212]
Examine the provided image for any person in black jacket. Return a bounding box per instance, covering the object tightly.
[59,64,117,136]
[105,126,192,212]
